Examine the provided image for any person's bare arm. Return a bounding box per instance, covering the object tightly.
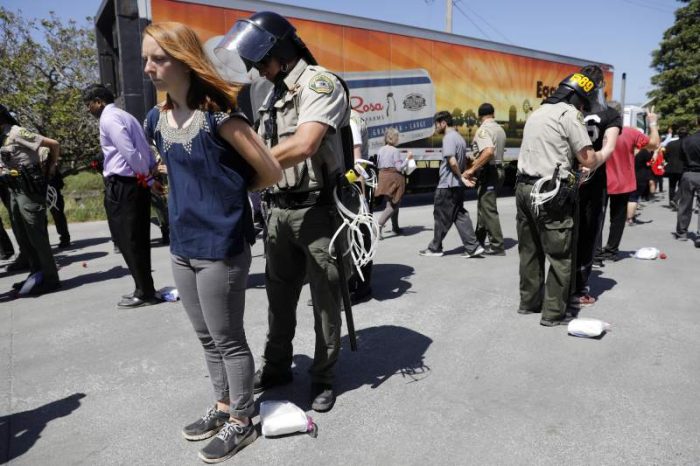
[645,110,660,150]
[463,147,494,179]
[447,155,462,178]
[39,137,60,178]
[270,121,328,169]
[576,145,606,170]
[219,117,282,191]
[597,127,621,162]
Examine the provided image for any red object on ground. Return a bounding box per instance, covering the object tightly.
[659,253,667,259]
[82,262,88,268]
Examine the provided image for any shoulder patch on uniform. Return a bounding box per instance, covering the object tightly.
[308,74,334,94]
[18,128,36,141]
[576,111,585,125]
[478,129,488,139]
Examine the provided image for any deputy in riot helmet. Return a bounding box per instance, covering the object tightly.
[217,11,350,412]
[514,70,606,327]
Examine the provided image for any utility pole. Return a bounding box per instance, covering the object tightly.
[445,0,452,33]
[620,72,627,111]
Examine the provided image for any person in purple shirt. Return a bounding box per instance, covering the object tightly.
[83,84,160,308]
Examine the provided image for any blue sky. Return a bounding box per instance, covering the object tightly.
[4,0,678,104]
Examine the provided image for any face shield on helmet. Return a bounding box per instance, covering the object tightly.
[204,35,251,84]
[215,20,278,71]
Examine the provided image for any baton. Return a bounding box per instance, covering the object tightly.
[334,175,358,351]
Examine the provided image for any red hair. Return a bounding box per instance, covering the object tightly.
[144,22,240,112]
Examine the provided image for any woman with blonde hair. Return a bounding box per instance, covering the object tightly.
[374,127,412,237]
[142,22,281,463]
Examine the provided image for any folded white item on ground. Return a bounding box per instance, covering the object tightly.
[567,318,611,338]
[260,400,317,438]
[634,247,660,260]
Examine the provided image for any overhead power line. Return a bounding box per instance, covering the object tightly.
[456,1,514,44]
[452,0,492,40]
[619,0,675,14]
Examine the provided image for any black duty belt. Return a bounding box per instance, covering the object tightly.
[268,190,331,209]
[516,173,540,185]
[105,174,138,184]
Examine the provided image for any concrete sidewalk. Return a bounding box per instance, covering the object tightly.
[1,193,698,465]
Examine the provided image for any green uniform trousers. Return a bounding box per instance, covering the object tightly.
[515,183,574,321]
[9,189,59,284]
[475,165,505,252]
[263,203,343,385]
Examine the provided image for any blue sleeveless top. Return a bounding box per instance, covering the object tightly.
[145,107,255,260]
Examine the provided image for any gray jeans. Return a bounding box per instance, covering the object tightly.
[675,172,700,235]
[171,245,254,418]
[428,187,479,253]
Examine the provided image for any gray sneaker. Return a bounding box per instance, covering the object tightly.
[461,246,485,258]
[672,232,688,241]
[182,406,229,441]
[419,248,444,257]
[198,421,257,464]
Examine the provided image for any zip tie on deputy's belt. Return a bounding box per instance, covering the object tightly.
[530,164,563,217]
[46,185,58,210]
[329,160,380,281]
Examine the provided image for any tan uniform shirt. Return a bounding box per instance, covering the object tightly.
[350,109,368,159]
[472,118,506,165]
[517,102,591,178]
[0,125,44,171]
[258,59,350,193]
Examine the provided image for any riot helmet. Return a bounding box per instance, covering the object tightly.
[216,11,317,75]
[544,71,601,112]
[0,104,19,127]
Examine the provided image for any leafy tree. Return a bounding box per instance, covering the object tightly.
[451,107,465,127]
[648,0,700,129]
[0,7,100,171]
[464,109,477,127]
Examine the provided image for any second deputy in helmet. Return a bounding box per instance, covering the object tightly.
[515,71,606,327]
[217,11,350,413]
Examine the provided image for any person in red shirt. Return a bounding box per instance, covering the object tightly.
[597,108,659,263]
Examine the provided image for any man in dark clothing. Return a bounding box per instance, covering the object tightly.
[662,128,688,210]
[673,117,700,247]
[48,169,71,248]
[571,84,621,308]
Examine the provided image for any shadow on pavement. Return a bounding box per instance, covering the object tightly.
[0,393,86,464]
[52,236,111,251]
[58,266,131,291]
[387,225,428,238]
[589,270,618,298]
[254,325,432,412]
[54,251,108,267]
[503,237,518,251]
[370,264,414,301]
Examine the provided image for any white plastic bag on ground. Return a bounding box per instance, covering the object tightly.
[634,247,660,260]
[260,400,317,438]
[567,318,611,338]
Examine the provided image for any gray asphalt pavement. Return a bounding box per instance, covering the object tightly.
[1,192,699,465]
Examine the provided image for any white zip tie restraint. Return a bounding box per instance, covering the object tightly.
[329,160,380,281]
[46,185,58,211]
[530,163,567,217]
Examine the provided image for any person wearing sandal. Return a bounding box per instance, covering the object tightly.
[142,22,281,463]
